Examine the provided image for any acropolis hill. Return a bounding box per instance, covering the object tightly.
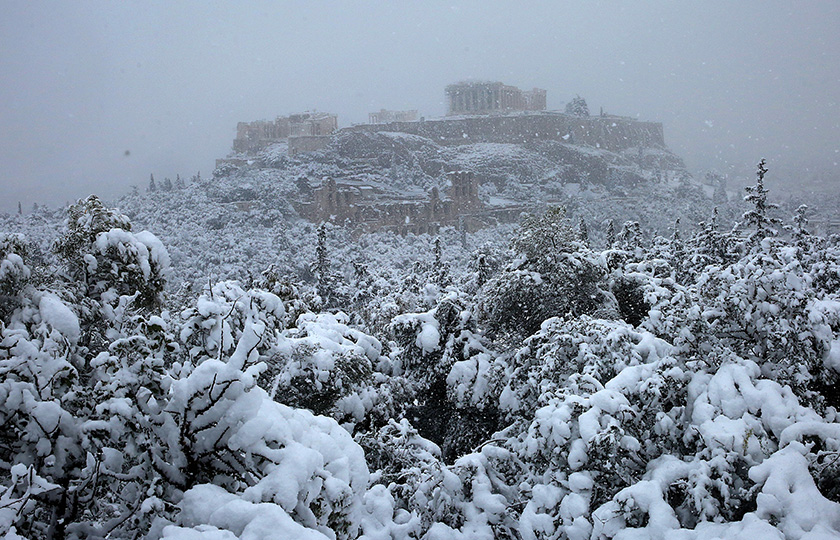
[229,81,666,157]
[218,81,687,235]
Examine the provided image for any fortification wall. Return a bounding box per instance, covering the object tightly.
[289,135,331,156]
[344,113,665,152]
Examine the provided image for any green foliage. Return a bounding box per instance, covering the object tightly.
[0,234,31,322]
[481,207,607,338]
[611,275,651,327]
[54,195,167,311]
[742,159,782,245]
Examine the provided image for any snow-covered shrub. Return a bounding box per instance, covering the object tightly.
[159,320,369,540]
[389,295,503,461]
[358,419,458,535]
[0,234,31,322]
[54,195,169,311]
[610,274,651,327]
[479,207,608,339]
[179,280,285,362]
[255,265,317,328]
[0,465,59,539]
[266,311,382,425]
[0,291,84,538]
[0,284,178,537]
[501,317,670,417]
[358,419,520,540]
[694,240,829,399]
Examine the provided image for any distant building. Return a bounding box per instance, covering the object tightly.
[445,81,546,115]
[288,112,337,137]
[369,109,419,124]
[233,112,337,154]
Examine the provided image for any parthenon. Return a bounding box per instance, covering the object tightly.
[445,81,546,115]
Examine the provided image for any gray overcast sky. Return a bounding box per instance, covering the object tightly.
[1,1,839,212]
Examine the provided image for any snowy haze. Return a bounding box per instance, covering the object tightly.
[1,1,839,212]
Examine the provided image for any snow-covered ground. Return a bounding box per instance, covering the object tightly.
[1,138,839,539]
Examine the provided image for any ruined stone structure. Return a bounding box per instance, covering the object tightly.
[369,109,419,124]
[299,171,481,235]
[288,136,332,157]
[233,112,337,154]
[446,81,546,115]
[225,82,671,234]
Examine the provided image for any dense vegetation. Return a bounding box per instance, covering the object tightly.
[1,161,839,539]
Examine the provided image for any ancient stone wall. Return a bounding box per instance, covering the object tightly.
[447,171,481,211]
[304,172,480,234]
[288,136,331,156]
[344,113,664,152]
[288,113,337,137]
[369,109,419,124]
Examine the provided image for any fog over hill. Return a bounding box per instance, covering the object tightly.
[1,2,839,211]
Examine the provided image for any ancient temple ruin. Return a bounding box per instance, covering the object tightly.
[297,171,481,235]
[233,112,337,154]
[445,81,546,115]
[369,109,419,124]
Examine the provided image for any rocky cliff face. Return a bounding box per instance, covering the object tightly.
[0,122,713,292]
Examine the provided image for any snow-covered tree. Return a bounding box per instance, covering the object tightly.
[565,95,590,117]
[480,207,608,338]
[742,159,781,245]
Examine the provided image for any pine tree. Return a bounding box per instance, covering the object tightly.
[175,174,185,189]
[148,173,157,192]
[314,223,329,301]
[162,177,173,191]
[54,195,168,312]
[432,236,449,285]
[578,217,589,245]
[481,207,604,337]
[742,159,781,244]
[667,217,687,276]
[606,220,616,248]
[793,204,810,243]
[712,173,728,205]
[618,221,642,250]
[565,95,590,117]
